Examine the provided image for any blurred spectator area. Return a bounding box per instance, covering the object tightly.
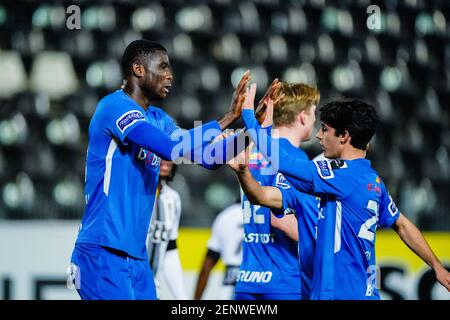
[0,0,449,229]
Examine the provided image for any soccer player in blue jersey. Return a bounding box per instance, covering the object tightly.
[240,95,450,299]
[227,82,320,300]
[69,40,250,300]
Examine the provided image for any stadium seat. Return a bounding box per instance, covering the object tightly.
[0,51,27,98]
[30,51,79,99]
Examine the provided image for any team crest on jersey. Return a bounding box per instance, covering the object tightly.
[275,173,291,189]
[388,195,398,217]
[116,110,145,133]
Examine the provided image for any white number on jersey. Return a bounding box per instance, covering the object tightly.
[243,200,265,224]
[358,200,379,242]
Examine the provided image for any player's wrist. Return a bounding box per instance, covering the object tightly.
[217,112,237,130]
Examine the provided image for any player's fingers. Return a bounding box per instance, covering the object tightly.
[260,78,278,102]
[238,70,251,91]
[249,83,257,107]
[262,98,274,128]
[243,87,252,110]
[272,92,285,107]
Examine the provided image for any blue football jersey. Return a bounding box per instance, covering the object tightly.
[270,139,319,300]
[235,139,301,294]
[241,109,401,300]
[273,157,400,300]
[305,158,400,299]
[76,89,179,259]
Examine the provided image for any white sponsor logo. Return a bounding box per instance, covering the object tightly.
[237,271,273,283]
[116,110,145,134]
[243,233,275,244]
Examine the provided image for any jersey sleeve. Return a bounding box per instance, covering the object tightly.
[309,160,356,198]
[159,110,180,136]
[270,173,303,218]
[242,109,353,198]
[101,102,147,144]
[378,183,400,228]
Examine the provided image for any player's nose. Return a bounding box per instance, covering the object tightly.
[166,69,173,81]
[316,130,322,140]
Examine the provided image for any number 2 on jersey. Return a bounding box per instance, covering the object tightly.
[358,200,379,241]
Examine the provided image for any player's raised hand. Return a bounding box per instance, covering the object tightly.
[229,70,251,118]
[218,70,251,130]
[243,83,257,111]
[255,78,284,124]
[261,98,274,128]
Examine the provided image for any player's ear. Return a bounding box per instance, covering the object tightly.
[132,63,145,78]
[340,130,350,144]
[299,111,306,125]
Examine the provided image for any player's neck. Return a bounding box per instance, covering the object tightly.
[122,81,150,110]
[273,126,301,147]
[340,146,366,160]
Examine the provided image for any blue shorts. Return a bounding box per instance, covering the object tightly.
[234,292,302,300]
[70,243,157,300]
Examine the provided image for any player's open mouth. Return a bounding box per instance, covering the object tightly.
[163,85,172,94]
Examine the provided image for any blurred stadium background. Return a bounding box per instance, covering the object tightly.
[0,0,449,300]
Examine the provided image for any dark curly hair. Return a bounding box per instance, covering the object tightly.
[121,40,167,77]
[319,99,379,150]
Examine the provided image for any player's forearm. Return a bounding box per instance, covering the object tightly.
[126,121,225,165]
[236,169,282,209]
[394,215,444,271]
[193,130,246,170]
[194,269,211,300]
[127,121,222,162]
[194,256,217,299]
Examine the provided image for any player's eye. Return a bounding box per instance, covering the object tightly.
[321,124,328,132]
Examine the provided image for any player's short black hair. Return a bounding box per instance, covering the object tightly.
[319,99,379,150]
[121,40,167,77]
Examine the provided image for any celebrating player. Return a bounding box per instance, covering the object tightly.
[228,81,320,300]
[69,40,249,300]
[240,95,450,299]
